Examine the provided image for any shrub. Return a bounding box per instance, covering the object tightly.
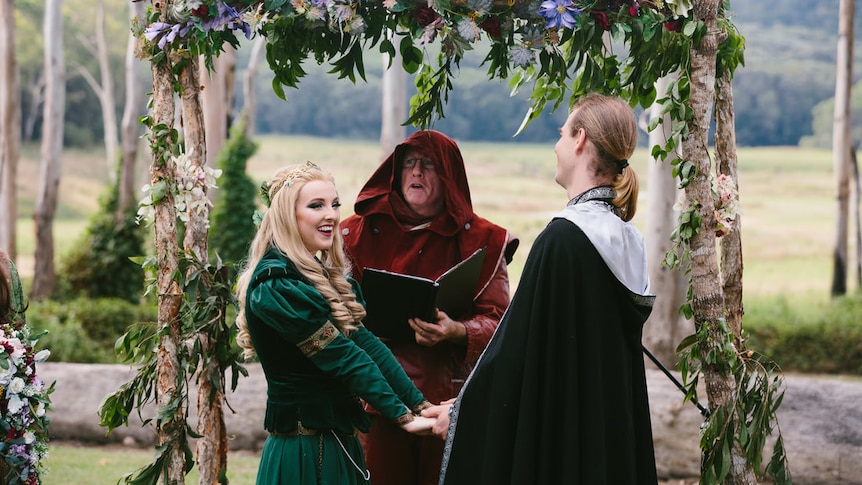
[57,184,146,303]
[28,298,157,363]
[744,294,862,375]
[209,121,259,270]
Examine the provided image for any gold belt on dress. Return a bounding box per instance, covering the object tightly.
[269,422,358,437]
[270,422,319,437]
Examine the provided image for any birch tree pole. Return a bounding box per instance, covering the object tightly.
[147,0,186,479]
[681,0,755,482]
[0,0,19,258]
[180,54,231,485]
[31,0,66,301]
[831,0,854,297]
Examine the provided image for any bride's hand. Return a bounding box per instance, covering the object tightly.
[400,415,436,436]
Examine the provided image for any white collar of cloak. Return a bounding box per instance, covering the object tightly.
[554,201,652,297]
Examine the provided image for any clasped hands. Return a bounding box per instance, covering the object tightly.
[400,399,456,439]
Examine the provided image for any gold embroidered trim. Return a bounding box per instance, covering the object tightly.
[395,412,415,426]
[297,321,340,357]
[413,401,433,414]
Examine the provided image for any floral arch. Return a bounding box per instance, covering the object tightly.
[97,1,791,484]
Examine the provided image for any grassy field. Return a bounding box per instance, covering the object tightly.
[12,137,855,311]
[42,442,260,485]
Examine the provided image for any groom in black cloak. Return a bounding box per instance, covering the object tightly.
[423,93,659,484]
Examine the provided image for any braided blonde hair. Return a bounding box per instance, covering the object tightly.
[235,163,366,360]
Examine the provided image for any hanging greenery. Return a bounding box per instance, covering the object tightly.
[135,0,698,128]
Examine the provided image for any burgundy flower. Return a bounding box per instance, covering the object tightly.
[478,17,502,39]
[663,18,683,32]
[589,10,610,31]
[628,3,640,16]
[413,7,439,27]
[191,4,208,18]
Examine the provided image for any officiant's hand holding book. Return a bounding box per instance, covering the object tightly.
[360,247,487,342]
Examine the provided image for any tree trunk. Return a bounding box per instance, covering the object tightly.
[853,148,861,288]
[117,0,146,219]
[714,70,744,343]
[832,0,854,297]
[686,1,755,483]
[380,47,406,157]
[643,75,690,366]
[0,0,20,258]
[241,36,266,138]
[201,49,235,168]
[181,56,228,485]
[23,70,45,142]
[149,4,185,483]
[96,0,118,176]
[31,0,65,301]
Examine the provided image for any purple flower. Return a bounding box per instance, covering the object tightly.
[144,22,173,43]
[538,0,581,30]
[203,1,252,39]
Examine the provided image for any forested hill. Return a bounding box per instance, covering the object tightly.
[247,0,853,146]
[16,0,855,147]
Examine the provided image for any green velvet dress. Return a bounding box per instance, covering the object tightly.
[246,248,427,485]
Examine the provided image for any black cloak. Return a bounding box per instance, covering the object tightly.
[439,217,658,485]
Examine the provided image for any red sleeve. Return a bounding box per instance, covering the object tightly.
[461,257,510,364]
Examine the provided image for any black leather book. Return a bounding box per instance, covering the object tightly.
[360,247,487,342]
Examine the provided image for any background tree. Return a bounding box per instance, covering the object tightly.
[117,0,147,219]
[31,0,65,300]
[643,75,690,366]
[0,0,20,258]
[76,0,119,179]
[831,0,854,297]
[380,48,406,156]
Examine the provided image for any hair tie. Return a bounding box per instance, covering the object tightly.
[616,159,629,174]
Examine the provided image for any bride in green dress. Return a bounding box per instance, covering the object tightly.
[235,162,434,485]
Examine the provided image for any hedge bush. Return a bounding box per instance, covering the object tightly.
[20,293,862,374]
[28,298,156,363]
[743,294,862,375]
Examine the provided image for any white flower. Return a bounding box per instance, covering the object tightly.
[7,394,25,414]
[35,402,46,417]
[34,349,50,362]
[138,149,219,227]
[8,377,25,395]
[665,0,692,18]
[0,364,14,386]
[23,431,36,444]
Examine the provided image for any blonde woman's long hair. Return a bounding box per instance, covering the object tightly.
[235,163,366,360]
[568,93,640,221]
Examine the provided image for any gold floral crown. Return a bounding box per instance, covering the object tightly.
[258,161,320,208]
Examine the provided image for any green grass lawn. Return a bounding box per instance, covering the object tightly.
[43,442,260,485]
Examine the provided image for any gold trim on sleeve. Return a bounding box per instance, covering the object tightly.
[297,321,340,357]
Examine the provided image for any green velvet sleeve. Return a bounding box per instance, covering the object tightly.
[350,325,427,411]
[249,276,415,422]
